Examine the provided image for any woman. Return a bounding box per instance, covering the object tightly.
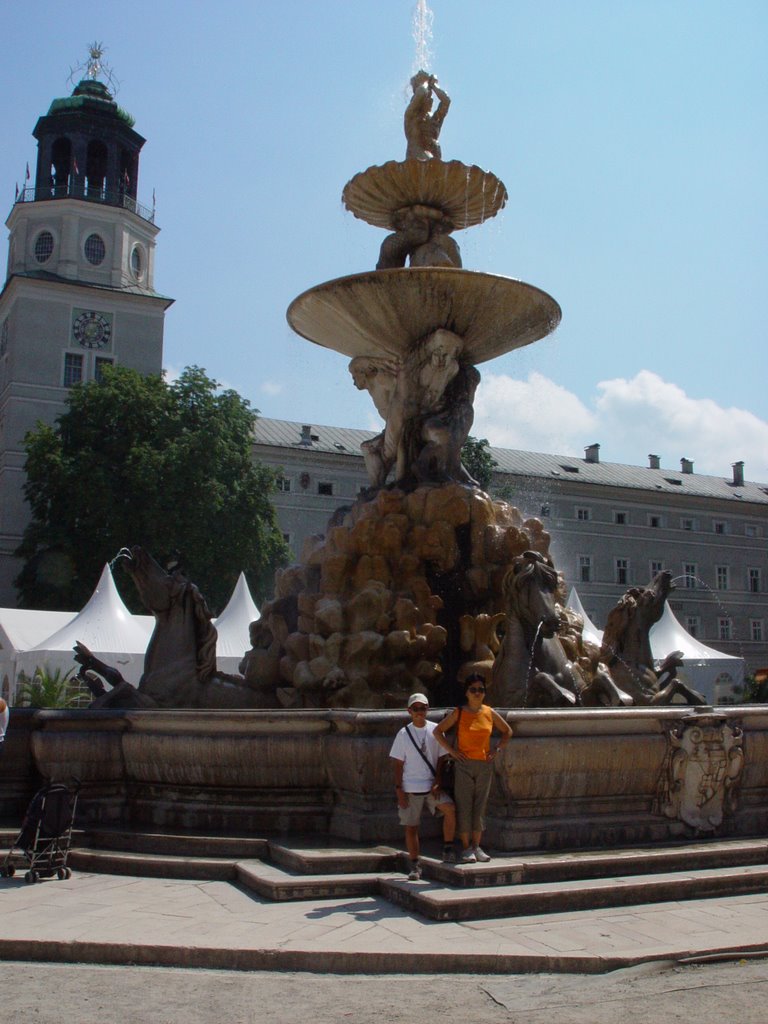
[433,673,512,863]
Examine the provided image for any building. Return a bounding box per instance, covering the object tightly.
[252,418,768,676]
[0,60,172,603]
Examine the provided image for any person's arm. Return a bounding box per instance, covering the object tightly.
[488,709,513,760]
[391,757,410,809]
[433,708,468,761]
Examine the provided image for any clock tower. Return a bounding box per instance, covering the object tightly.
[0,47,173,604]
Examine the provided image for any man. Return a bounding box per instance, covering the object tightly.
[0,697,8,752]
[389,692,456,880]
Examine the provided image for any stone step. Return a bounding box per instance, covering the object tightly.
[82,827,269,860]
[236,860,398,901]
[381,863,768,921]
[66,847,238,881]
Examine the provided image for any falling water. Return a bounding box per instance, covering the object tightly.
[524,621,544,705]
[412,0,434,74]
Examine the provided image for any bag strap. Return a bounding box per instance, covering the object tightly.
[405,725,436,776]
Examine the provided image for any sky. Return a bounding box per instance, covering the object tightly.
[3,0,766,480]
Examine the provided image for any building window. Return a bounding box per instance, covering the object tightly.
[751,620,764,642]
[93,357,113,383]
[130,244,144,280]
[63,352,83,387]
[0,320,7,357]
[614,511,627,525]
[648,514,662,528]
[84,233,106,266]
[716,566,729,591]
[748,568,761,594]
[680,517,695,531]
[578,555,592,583]
[745,524,760,538]
[576,507,591,521]
[683,563,697,588]
[318,482,334,496]
[540,504,551,517]
[34,230,54,263]
[718,618,733,642]
[276,476,292,493]
[650,560,664,577]
[685,616,700,639]
[713,520,727,535]
[615,559,629,585]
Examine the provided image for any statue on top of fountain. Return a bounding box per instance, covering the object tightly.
[404,70,450,160]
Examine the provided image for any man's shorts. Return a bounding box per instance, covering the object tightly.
[397,789,454,827]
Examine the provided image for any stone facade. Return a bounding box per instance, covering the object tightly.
[252,417,768,680]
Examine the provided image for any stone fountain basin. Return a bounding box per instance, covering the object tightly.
[342,159,508,230]
[287,268,561,363]
[14,706,768,849]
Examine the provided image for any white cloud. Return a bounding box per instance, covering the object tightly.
[473,371,597,456]
[261,381,283,396]
[472,369,768,479]
[595,370,768,476]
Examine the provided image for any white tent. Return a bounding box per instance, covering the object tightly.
[14,564,153,689]
[214,573,259,674]
[650,602,745,704]
[566,588,603,646]
[0,608,77,703]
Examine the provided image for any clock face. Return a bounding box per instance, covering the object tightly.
[73,311,112,349]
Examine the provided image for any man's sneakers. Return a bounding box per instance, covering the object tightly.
[459,847,477,863]
[473,845,491,863]
[407,860,422,881]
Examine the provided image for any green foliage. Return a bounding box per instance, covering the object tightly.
[461,436,497,492]
[15,667,85,708]
[15,365,288,613]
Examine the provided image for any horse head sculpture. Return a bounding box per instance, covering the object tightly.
[600,571,705,705]
[492,551,632,709]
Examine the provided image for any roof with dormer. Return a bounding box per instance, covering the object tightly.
[251,416,768,506]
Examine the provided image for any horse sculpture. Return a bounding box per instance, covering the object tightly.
[491,550,632,708]
[77,546,265,709]
[600,571,706,705]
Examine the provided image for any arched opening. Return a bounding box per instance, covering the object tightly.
[119,149,138,199]
[86,140,108,198]
[50,137,71,196]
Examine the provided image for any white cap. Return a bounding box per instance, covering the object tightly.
[407,692,429,708]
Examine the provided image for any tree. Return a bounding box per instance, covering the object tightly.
[461,435,497,492]
[16,366,288,613]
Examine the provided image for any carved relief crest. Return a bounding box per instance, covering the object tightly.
[659,715,744,832]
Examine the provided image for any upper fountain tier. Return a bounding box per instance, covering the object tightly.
[287,71,560,363]
[342,159,507,231]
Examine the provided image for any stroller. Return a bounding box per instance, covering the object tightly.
[0,779,80,884]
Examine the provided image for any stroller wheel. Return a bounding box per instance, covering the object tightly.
[64,867,72,879]
[5,864,15,878]
[24,870,39,884]
[57,867,66,880]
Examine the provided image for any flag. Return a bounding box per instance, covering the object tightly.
[73,157,79,175]
[25,162,30,180]
[15,183,19,200]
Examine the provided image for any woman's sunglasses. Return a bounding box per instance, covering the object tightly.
[467,686,486,694]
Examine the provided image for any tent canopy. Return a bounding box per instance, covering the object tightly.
[214,572,259,672]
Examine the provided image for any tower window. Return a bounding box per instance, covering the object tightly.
[34,231,54,263]
[84,233,106,266]
[94,357,114,383]
[63,353,83,387]
[318,482,334,496]
[130,245,144,280]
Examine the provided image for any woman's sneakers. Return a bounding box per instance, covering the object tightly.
[407,860,422,880]
[460,846,491,864]
[442,843,457,863]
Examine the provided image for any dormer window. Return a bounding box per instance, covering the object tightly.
[84,233,106,266]
[33,230,54,263]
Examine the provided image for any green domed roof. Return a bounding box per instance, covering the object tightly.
[47,79,135,128]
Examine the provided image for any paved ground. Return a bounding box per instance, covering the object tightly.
[3,958,768,1023]
[2,868,768,974]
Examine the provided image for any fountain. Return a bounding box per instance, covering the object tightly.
[11,60,767,853]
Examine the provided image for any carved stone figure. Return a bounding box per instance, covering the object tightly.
[492,551,633,708]
[659,715,744,831]
[404,71,450,161]
[79,547,266,709]
[349,356,399,488]
[376,205,461,271]
[600,572,706,705]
